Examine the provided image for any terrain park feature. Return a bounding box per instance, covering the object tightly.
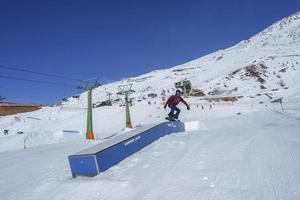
[68,121,185,177]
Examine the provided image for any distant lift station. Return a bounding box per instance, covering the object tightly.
[68,121,185,177]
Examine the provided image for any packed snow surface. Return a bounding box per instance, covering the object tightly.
[0,103,300,200]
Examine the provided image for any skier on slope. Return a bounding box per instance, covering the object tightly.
[164,89,190,120]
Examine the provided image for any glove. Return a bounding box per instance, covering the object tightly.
[187,106,190,110]
[164,105,167,109]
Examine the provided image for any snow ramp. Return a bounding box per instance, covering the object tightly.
[68,121,185,177]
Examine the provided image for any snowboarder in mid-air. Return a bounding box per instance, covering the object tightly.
[164,89,190,121]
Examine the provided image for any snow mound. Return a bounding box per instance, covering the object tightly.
[184,120,206,132]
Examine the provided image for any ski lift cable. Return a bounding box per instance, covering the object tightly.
[0,64,86,82]
[0,75,78,88]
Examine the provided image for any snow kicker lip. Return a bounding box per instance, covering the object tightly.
[68,121,185,177]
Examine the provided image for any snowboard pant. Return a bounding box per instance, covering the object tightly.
[168,105,180,119]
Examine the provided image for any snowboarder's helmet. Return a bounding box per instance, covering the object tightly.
[175,89,181,96]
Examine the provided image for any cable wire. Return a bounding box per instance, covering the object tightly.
[0,64,84,82]
[0,75,78,88]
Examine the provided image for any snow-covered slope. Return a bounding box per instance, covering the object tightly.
[1,12,300,150]
[64,11,299,107]
[0,12,300,200]
[1,105,300,200]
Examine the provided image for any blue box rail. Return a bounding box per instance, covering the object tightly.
[68,121,185,177]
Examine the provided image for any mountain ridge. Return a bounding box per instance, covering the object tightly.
[63,11,300,108]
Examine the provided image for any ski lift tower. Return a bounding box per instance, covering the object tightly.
[106,92,112,106]
[175,79,191,97]
[79,78,101,140]
[118,83,134,128]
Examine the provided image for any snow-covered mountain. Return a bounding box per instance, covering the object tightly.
[64,11,300,108]
[1,11,300,147]
[0,12,300,200]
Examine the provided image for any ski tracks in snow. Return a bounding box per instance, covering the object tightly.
[0,110,299,200]
[98,111,300,200]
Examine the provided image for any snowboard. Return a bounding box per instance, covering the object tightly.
[165,117,180,121]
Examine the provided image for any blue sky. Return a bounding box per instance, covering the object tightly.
[0,0,299,104]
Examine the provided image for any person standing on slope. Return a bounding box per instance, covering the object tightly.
[164,89,190,120]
